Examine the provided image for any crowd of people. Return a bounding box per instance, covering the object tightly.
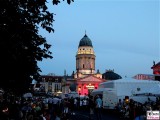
[1,91,160,120]
[0,91,104,120]
[115,96,160,120]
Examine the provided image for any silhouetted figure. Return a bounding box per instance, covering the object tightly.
[95,95,102,120]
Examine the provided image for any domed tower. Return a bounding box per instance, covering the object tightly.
[75,33,96,78]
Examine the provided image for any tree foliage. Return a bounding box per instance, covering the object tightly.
[0,0,74,95]
[53,0,74,5]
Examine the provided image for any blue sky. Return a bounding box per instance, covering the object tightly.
[38,0,159,78]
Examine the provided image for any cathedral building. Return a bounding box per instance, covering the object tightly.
[37,33,122,96]
[65,33,106,95]
[74,33,102,79]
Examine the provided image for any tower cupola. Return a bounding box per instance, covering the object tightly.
[79,34,93,47]
[75,33,96,78]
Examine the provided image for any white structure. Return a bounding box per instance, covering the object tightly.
[91,78,160,109]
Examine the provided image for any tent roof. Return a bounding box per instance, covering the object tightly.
[100,78,159,85]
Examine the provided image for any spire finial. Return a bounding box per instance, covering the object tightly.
[85,30,86,35]
[153,61,155,65]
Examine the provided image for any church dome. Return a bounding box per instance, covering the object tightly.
[79,34,93,47]
[102,70,122,80]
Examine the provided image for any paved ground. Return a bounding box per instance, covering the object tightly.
[69,109,122,120]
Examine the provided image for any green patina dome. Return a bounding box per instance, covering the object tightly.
[102,70,122,80]
[79,34,93,47]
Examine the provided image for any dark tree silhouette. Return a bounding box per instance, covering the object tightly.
[53,0,74,5]
[0,0,74,95]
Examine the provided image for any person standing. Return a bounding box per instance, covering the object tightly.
[89,96,94,120]
[95,95,102,120]
[62,98,70,120]
[74,98,78,111]
[69,97,75,115]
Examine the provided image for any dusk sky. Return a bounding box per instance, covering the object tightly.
[38,0,159,78]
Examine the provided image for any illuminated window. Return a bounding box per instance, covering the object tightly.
[78,87,81,91]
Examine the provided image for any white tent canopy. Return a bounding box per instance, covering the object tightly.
[113,78,160,96]
[91,78,160,96]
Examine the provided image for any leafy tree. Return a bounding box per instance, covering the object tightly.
[53,0,74,5]
[0,0,74,95]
